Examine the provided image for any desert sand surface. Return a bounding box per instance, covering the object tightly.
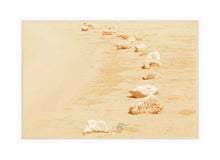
[22,21,198,139]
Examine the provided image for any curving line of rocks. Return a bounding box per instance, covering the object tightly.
[81,22,163,134]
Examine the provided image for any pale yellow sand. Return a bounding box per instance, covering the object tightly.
[22,21,198,139]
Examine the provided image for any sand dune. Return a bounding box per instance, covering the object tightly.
[22,21,198,138]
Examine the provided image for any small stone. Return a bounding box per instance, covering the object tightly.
[116,42,131,49]
[129,85,159,98]
[134,44,147,52]
[81,26,89,31]
[142,51,161,69]
[129,95,163,114]
[83,120,109,135]
[102,29,113,35]
[142,73,157,80]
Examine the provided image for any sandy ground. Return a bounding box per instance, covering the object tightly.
[22,21,198,139]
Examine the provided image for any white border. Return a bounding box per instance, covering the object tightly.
[1,0,220,159]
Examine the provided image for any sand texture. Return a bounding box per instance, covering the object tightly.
[22,21,198,139]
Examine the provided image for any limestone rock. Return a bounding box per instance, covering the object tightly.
[116,42,131,49]
[81,22,98,30]
[117,33,129,39]
[82,22,95,28]
[148,50,160,60]
[129,85,159,98]
[83,120,109,135]
[142,51,161,69]
[143,60,161,69]
[142,73,158,80]
[102,29,113,35]
[134,44,147,52]
[129,95,163,114]
[81,26,89,31]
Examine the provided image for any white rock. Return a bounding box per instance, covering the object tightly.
[117,33,129,39]
[143,51,161,69]
[148,51,160,60]
[129,95,163,114]
[82,22,95,28]
[83,120,110,134]
[143,60,161,69]
[129,85,159,98]
[102,29,113,35]
[116,42,131,49]
[81,26,89,31]
[134,44,147,52]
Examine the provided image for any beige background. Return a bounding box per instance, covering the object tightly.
[22,21,198,138]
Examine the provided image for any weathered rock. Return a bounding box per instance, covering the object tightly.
[129,95,163,114]
[148,51,160,60]
[81,26,89,31]
[82,22,95,28]
[117,33,129,39]
[134,44,147,52]
[116,42,131,49]
[81,22,95,30]
[142,51,161,69]
[83,120,109,135]
[102,29,113,35]
[142,73,157,80]
[143,60,161,69]
[129,85,159,98]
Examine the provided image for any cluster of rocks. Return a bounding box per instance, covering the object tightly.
[81,22,163,134]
